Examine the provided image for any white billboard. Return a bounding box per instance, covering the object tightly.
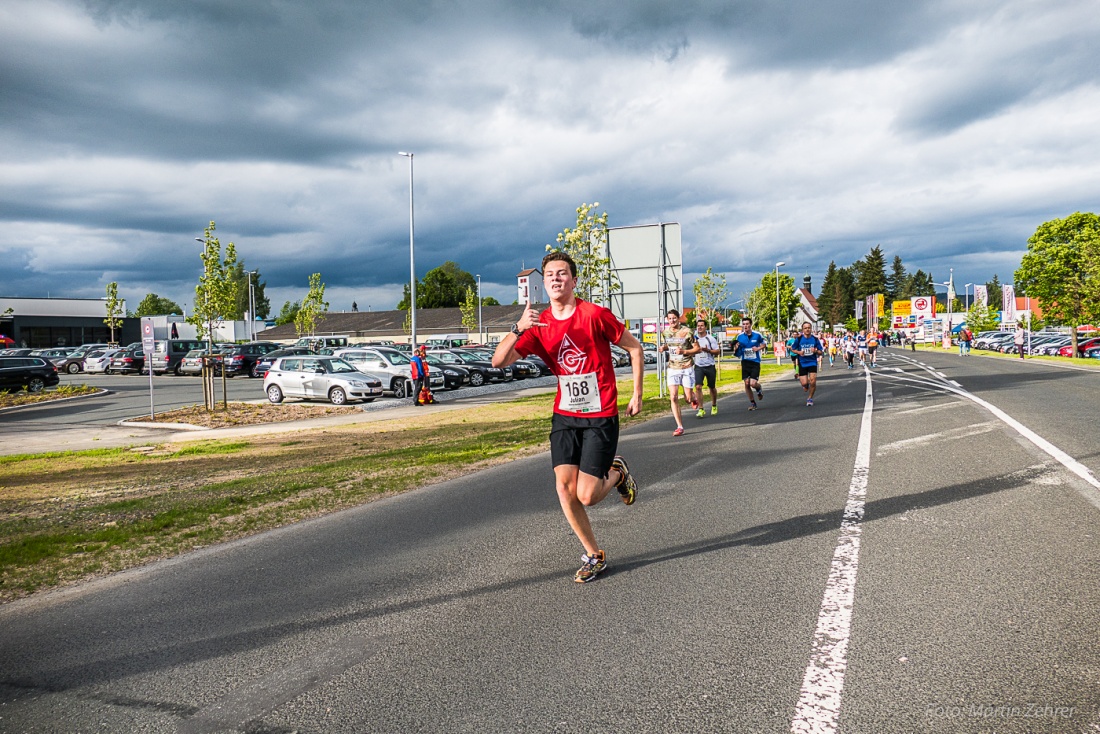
[605,222,683,324]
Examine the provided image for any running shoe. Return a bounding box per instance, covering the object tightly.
[748,401,757,411]
[696,408,705,418]
[673,426,685,436]
[756,388,763,401]
[689,396,699,410]
[611,455,636,505]
[574,550,606,583]
[711,405,718,415]
[806,398,814,407]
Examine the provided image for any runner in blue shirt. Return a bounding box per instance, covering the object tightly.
[734,317,767,411]
[791,322,824,406]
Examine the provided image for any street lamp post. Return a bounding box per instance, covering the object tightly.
[246,270,258,341]
[475,273,483,343]
[775,261,786,364]
[398,151,417,348]
[964,283,972,311]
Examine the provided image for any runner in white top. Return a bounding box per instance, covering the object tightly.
[692,319,720,418]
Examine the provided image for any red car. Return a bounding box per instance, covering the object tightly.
[1058,336,1100,357]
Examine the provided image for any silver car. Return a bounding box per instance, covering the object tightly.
[331,347,443,398]
[263,356,384,405]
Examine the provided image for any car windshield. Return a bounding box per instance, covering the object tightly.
[326,359,357,374]
[380,350,410,365]
[433,352,461,364]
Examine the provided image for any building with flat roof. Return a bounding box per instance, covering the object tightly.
[0,297,139,348]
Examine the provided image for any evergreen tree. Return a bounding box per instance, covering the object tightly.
[886,255,907,302]
[396,261,477,309]
[852,245,888,299]
[986,273,1002,298]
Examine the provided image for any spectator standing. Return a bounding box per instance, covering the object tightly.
[1014,324,1026,359]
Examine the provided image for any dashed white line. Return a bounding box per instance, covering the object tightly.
[791,365,873,733]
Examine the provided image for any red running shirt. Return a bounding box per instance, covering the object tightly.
[514,299,625,418]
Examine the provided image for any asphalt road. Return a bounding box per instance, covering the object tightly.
[2,348,1099,733]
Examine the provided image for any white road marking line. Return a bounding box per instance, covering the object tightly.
[876,422,998,455]
[950,380,961,386]
[791,365,873,734]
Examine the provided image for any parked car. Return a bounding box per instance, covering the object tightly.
[150,339,207,375]
[462,348,538,379]
[294,335,350,352]
[254,347,313,378]
[1058,336,1100,358]
[609,344,631,367]
[106,348,146,375]
[521,353,554,376]
[177,349,214,376]
[331,347,443,398]
[83,348,121,374]
[429,349,511,386]
[263,355,384,405]
[219,342,284,378]
[30,347,76,366]
[0,348,36,357]
[422,353,472,390]
[0,356,60,393]
[1085,346,1100,359]
[55,343,110,374]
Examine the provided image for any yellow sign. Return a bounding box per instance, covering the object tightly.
[875,294,885,318]
[892,299,911,317]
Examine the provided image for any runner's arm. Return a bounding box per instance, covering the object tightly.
[616,330,644,417]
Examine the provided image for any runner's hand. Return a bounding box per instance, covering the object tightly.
[626,394,642,417]
[516,305,544,332]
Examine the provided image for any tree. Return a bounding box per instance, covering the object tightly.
[747,271,801,336]
[275,300,300,326]
[460,286,479,334]
[396,261,478,309]
[481,295,501,306]
[294,273,329,337]
[132,293,182,317]
[817,261,855,328]
[692,268,730,327]
[852,245,888,300]
[547,202,620,304]
[103,281,123,344]
[986,273,1002,298]
[886,255,907,303]
[228,263,271,320]
[966,300,1000,334]
[1015,212,1100,356]
[187,221,240,347]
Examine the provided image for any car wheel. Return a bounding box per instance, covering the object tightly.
[250,363,261,378]
[174,363,183,376]
[266,384,284,404]
[66,363,81,374]
[469,371,485,387]
[329,387,348,405]
[391,378,407,399]
[27,377,47,393]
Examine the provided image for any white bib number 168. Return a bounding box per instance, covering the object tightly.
[558,372,601,413]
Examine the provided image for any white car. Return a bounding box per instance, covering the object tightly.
[331,347,443,398]
[82,348,121,374]
[263,356,384,405]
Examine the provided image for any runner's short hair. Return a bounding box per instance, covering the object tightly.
[541,251,577,278]
[742,316,752,325]
[667,309,681,318]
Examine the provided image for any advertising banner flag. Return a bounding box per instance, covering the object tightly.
[855,300,864,320]
[1003,284,1016,321]
[875,293,885,320]
[974,285,987,308]
[866,296,875,323]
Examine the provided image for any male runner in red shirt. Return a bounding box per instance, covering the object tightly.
[493,250,644,583]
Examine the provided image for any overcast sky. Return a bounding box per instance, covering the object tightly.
[3,0,1098,316]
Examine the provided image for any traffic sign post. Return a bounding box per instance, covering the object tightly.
[140,317,155,419]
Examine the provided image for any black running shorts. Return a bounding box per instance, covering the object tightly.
[694,364,716,388]
[550,413,619,479]
[741,360,761,381]
[797,363,818,376]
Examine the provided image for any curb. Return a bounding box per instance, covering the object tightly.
[117,419,211,431]
[0,388,110,415]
